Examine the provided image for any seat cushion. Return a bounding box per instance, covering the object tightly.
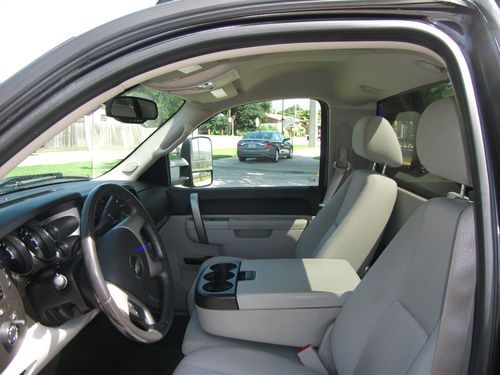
[173,347,323,375]
[182,311,301,362]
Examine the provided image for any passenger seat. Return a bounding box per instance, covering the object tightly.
[175,98,475,375]
[185,115,402,313]
[182,115,403,355]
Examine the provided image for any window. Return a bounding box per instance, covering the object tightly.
[171,99,323,188]
[378,82,460,198]
[4,86,183,184]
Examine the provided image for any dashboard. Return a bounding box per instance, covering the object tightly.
[0,180,170,374]
[1,214,80,275]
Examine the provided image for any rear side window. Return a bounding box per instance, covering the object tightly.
[377,82,460,198]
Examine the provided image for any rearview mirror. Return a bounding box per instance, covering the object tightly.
[180,137,213,187]
[105,96,158,124]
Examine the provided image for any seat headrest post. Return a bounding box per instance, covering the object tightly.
[460,184,466,198]
[381,164,387,176]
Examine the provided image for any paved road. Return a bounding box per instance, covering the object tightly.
[212,150,320,187]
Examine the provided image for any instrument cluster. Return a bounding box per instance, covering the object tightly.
[0,194,132,279]
[0,216,80,277]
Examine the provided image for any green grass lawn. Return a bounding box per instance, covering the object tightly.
[4,144,320,180]
[6,160,120,179]
[212,148,237,160]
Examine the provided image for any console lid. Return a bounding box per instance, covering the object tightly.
[237,258,360,310]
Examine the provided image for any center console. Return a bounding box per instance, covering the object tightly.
[195,258,360,347]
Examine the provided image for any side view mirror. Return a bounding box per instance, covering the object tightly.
[105,96,158,124]
[283,137,291,142]
[180,137,214,187]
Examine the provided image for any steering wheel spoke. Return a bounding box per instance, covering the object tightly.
[117,214,146,237]
[143,246,163,279]
[107,282,155,328]
[118,214,164,279]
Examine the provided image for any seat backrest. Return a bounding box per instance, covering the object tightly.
[323,97,474,375]
[294,116,402,272]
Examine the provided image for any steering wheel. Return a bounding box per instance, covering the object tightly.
[80,184,173,343]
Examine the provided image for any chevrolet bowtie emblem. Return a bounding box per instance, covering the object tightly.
[129,255,143,278]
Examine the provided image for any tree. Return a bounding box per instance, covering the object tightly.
[284,105,309,122]
[233,101,272,134]
[422,82,454,108]
[192,100,273,135]
[199,113,228,135]
[282,105,310,137]
[124,85,184,128]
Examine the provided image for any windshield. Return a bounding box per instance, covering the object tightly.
[0,85,183,194]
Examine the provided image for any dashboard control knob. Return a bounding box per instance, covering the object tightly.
[53,273,68,291]
[0,322,19,347]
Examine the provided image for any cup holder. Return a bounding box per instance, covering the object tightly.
[202,263,238,290]
[196,261,241,310]
[203,281,233,292]
[204,271,235,282]
[210,263,237,272]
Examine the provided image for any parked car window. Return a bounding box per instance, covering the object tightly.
[377,81,460,198]
[171,99,322,188]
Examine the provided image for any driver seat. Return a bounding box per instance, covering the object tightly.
[174,98,475,375]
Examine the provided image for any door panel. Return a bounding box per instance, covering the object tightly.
[163,186,320,311]
[168,187,320,216]
[186,215,310,257]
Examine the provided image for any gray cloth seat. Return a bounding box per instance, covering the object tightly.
[186,115,403,315]
[175,347,322,375]
[182,310,301,362]
[175,97,475,375]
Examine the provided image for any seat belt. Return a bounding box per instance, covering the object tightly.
[297,345,329,374]
[431,204,476,375]
[322,146,350,205]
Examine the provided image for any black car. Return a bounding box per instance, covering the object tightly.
[237,131,293,162]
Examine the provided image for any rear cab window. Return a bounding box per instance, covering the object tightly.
[377,82,460,198]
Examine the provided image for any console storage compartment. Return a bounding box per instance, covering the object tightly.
[195,258,360,346]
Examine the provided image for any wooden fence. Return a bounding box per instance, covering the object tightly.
[41,115,155,151]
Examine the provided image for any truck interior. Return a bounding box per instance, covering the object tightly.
[0,17,489,375]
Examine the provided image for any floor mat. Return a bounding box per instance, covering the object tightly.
[40,313,188,375]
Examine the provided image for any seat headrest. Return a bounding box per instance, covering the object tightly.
[352,116,403,167]
[416,98,472,187]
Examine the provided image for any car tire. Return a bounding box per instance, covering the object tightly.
[287,147,293,159]
[272,149,280,163]
[238,156,246,162]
